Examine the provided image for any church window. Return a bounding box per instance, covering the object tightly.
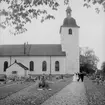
[12,71,17,74]
[4,61,8,72]
[68,29,72,34]
[55,61,59,71]
[30,61,34,71]
[42,61,47,71]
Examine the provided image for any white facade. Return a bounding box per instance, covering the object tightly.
[61,27,79,74]
[0,56,65,75]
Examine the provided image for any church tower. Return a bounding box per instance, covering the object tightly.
[60,6,80,74]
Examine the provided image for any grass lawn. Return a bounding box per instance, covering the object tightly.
[0,76,73,105]
[84,77,105,105]
[0,81,34,100]
[0,81,20,87]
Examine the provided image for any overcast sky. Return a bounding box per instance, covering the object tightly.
[0,0,105,68]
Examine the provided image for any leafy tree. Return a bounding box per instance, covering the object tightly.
[0,0,105,35]
[80,47,99,74]
[101,61,105,74]
[0,0,60,35]
[83,0,105,13]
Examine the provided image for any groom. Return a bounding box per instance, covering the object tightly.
[77,72,85,82]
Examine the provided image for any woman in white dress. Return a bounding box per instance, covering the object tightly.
[72,73,78,82]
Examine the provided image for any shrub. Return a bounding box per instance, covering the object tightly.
[90,75,96,80]
[63,74,73,78]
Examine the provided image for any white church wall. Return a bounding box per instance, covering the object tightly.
[0,56,66,75]
[51,56,65,74]
[28,56,51,75]
[61,27,79,74]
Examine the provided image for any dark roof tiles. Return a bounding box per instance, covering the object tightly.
[62,17,80,28]
[0,44,66,56]
[7,61,29,70]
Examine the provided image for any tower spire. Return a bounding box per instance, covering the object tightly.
[66,0,72,18]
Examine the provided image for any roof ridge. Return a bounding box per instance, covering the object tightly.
[0,44,61,46]
[6,61,29,70]
[16,62,29,70]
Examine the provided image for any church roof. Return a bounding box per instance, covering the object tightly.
[62,17,80,28]
[7,61,29,70]
[0,44,66,56]
[59,17,80,33]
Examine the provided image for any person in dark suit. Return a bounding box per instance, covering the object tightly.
[77,72,85,82]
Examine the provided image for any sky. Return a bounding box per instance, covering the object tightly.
[0,0,105,69]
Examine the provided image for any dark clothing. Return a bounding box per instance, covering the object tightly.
[77,73,85,82]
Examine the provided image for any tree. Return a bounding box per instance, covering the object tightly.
[83,0,105,13]
[0,0,60,35]
[0,0,105,35]
[80,47,99,74]
[101,61,105,74]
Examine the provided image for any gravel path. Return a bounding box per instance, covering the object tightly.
[41,81,88,105]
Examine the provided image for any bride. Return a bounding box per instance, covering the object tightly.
[72,73,78,82]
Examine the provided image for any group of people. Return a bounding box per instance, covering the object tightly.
[72,72,85,82]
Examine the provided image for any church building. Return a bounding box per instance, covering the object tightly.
[0,6,80,77]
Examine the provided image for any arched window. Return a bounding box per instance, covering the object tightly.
[30,61,34,71]
[55,61,60,71]
[68,29,72,34]
[4,61,8,72]
[42,61,47,71]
